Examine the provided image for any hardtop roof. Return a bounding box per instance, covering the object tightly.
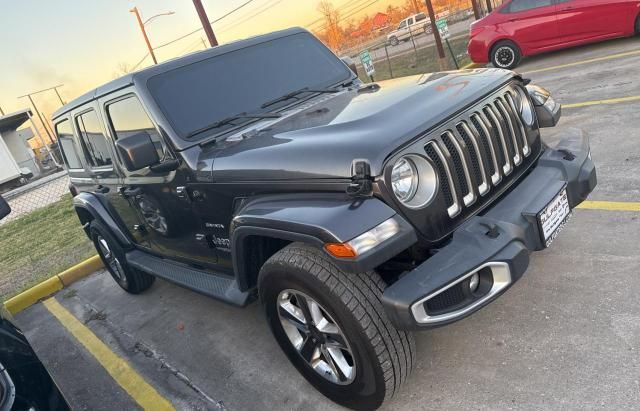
[52,27,309,120]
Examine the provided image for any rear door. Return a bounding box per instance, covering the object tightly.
[54,117,94,195]
[555,0,633,42]
[500,0,559,53]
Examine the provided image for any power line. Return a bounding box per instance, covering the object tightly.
[217,0,286,34]
[307,0,373,28]
[154,0,258,50]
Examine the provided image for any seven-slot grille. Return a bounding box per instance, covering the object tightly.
[426,88,532,218]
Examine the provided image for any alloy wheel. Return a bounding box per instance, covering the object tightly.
[97,235,128,287]
[277,289,356,385]
[494,46,515,68]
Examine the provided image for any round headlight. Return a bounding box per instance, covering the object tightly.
[515,86,535,127]
[391,155,438,208]
[391,157,418,202]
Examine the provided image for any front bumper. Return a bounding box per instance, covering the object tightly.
[382,129,597,330]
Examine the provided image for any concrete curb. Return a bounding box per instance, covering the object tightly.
[3,255,103,315]
[461,62,484,69]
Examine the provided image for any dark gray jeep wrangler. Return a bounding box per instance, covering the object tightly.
[52,28,596,410]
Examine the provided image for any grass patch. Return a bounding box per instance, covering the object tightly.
[0,194,95,302]
[356,36,472,82]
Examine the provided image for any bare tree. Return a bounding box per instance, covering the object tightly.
[317,0,343,51]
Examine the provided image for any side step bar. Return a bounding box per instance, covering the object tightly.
[126,250,253,307]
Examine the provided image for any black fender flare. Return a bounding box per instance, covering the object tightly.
[73,192,133,248]
[230,194,417,287]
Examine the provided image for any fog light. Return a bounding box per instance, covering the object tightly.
[469,273,480,293]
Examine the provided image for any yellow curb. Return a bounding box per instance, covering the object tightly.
[462,62,484,69]
[3,255,103,315]
[58,255,104,286]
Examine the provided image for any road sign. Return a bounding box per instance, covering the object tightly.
[359,50,375,78]
[435,14,450,40]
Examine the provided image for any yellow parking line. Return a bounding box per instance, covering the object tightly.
[524,49,640,74]
[564,95,640,109]
[43,298,174,411]
[577,201,640,212]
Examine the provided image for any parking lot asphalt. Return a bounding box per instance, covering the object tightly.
[15,37,640,410]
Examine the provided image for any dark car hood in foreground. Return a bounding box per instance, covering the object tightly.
[205,68,518,182]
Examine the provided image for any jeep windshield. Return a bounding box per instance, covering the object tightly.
[147,32,353,140]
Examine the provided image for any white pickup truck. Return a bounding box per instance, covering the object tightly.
[387,13,432,46]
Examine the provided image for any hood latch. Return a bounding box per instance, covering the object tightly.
[346,160,373,198]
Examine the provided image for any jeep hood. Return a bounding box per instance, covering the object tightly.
[203,68,518,182]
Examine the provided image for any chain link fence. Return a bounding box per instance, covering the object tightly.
[0,171,95,301]
[345,12,474,85]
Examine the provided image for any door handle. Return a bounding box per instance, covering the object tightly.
[94,185,110,194]
[118,186,142,198]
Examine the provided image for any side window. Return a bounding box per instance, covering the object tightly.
[506,0,552,12]
[415,13,427,22]
[76,110,112,168]
[399,20,408,29]
[407,18,414,26]
[107,95,165,162]
[55,119,83,169]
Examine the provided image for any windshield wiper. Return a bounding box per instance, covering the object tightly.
[260,86,343,109]
[187,111,281,139]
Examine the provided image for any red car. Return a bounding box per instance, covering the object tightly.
[468,0,640,69]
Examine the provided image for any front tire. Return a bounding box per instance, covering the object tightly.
[90,221,154,294]
[491,40,521,69]
[258,243,415,410]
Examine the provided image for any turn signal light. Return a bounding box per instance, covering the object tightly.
[324,243,357,258]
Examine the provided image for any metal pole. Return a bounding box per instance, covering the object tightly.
[130,7,158,64]
[0,105,4,116]
[409,26,419,63]
[40,111,55,141]
[192,0,218,47]
[27,111,58,166]
[424,0,448,70]
[25,95,54,142]
[53,87,66,105]
[446,39,459,69]
[384,44,394,78]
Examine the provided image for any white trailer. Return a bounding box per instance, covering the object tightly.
[0,109,38,185]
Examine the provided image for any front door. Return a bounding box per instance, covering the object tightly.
[555,0,630,43]
[100,91,217,266]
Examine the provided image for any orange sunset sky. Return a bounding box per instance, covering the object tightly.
[0,0,421,125]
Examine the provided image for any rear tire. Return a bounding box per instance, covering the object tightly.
[388,36,399,46]
[635,15,640,34]
[90,221,154,294]
[258,243,415,410]
[491,40,521,70]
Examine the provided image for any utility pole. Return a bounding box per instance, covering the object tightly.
[192,0,218,47]
[424,0,448,70]
[485,0,493,13]
[0,106,4,116]
[130,7,158,64]
[471,0,482,19]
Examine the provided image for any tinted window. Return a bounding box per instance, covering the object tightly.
[399,20,408,29]
[55,119,83,169]
[76,110,112,167]
[147,33,352,139]
[107,96,165,161]
[415,13,427,22]
[506,0,552,12]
